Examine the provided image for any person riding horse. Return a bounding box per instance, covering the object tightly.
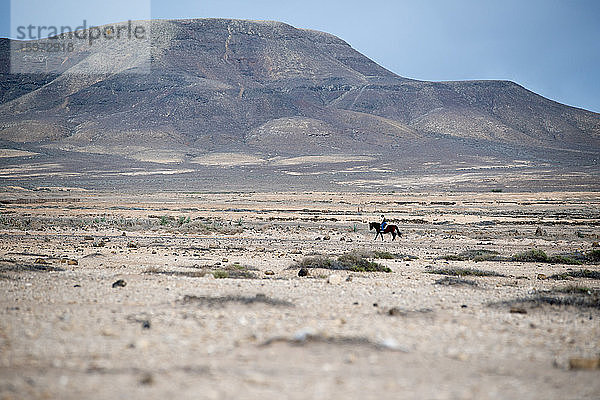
[369,217,401,241]
[380,215,387,231]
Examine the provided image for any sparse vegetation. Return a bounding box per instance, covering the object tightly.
[212,270,229,279]
[426,267,505,277]
[553,285,596,295]
[441,249,504,262]
[294,251,392,273]
[511,249,599,265]
[492,291,600,311]
[548,269,600,280]
[0,215,244,235]
[511,249,549,262]
[180,294,293,307]
[144,263,258,279]
[434,276,478,286]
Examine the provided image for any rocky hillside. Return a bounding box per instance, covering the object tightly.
[0,19,598,190]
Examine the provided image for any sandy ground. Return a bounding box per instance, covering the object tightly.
[0,190,599,399]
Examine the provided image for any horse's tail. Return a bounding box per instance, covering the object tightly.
[395,226,402,237]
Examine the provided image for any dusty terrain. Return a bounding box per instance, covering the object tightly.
[0,189,599,399]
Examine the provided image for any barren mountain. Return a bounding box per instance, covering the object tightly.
[0,19,598,191]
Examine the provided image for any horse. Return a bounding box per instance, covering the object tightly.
[369,221,402,241]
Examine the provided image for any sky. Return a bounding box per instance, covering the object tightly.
[1,0,599,113]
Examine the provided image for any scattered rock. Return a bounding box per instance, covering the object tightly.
[141,320,151,329]
[34,258,48,264]
[327,274,342,285]
[264,270,275,276]
[535,227,547,236]
[323,235,331,240]
[67,259,78,266]
[122,232,127,236]
[387,307,405,316]
[377,337,406,351]
[509,307,527,314]
[84,236,94,241]
[222,258,229,263]
[298,268,309,277]
[569,357,600,370]
[592,242,599,248]
[537,274,547,280]
[139,372,154,385]
[112,279,127,288]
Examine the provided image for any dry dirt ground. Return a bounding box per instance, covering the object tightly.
[0,189,599,399]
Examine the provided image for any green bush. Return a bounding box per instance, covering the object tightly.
[294,252,391,273]
[512,249,549,262]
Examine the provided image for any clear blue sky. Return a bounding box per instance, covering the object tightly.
[2,0,599,113]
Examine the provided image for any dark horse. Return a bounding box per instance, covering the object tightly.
[369,222,402,241]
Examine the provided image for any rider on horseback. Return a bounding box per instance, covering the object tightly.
[380,215,387,231]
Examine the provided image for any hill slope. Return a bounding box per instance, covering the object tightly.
[0,19,598,191]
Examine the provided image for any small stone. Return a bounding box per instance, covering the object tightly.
[67,259,78,266]
[84,236,94,241]
[141,320,151,329]
[293,328,316,341]
[327,274,342,285]
[344,353,357,364]
[101,328,116,337]
[222,258,229,263]
[537,274,547,280]
[122,232,127,236]
[387,307,405,316]
[264,270,275,276]
[323,235,331,240]
[139,373,154,385]
[132,338,150,350]
[298,268,309,277]
[592,242,599,248]
[378,337,407,352]
[112,279,127,288]
[569,358,600,370]
[509,307,527,314]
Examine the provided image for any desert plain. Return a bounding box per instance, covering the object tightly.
[0,188,599,399]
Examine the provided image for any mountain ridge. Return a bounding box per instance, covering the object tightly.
[0,18,598,191]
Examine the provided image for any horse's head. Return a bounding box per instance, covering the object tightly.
[368,222,376,230]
